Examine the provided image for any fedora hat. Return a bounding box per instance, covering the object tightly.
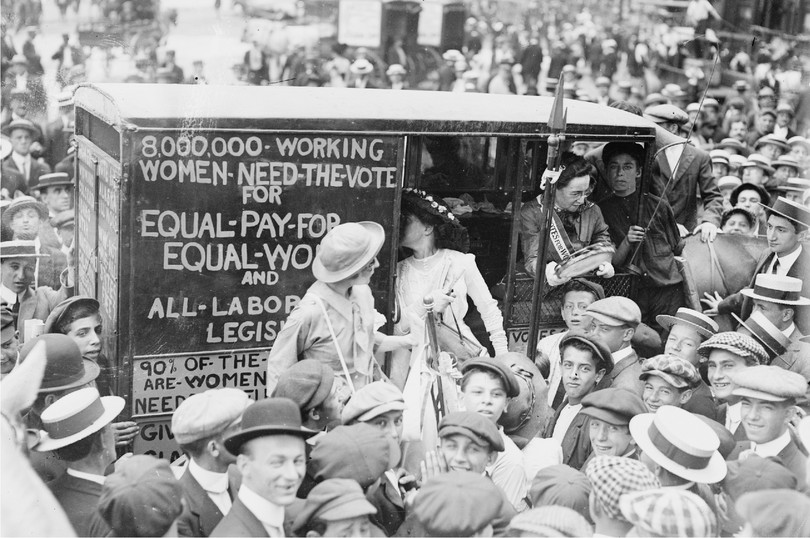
[498,352,550,448]
[18,334,100,393]
[35,387,124,452]
[630,406,727,484]
[733,311,790,361]
[44,296,100,334]
[223,397,315,455]
[0,240,49,260]
[657,307,718,340]
[2,196,49,225]
[312,221,384,283]
[762,196,810,228]
[740,274,810,306]
[34,172,73,190]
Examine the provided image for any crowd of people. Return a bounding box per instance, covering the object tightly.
[3,0,810,537]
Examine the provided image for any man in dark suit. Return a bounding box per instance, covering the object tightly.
[725,365,808,486]
[34,385,125,536]
[44,90,75,169]
[172,389,252,537]
[2,119,51,196]
[586,297,645,396]
[707,197,810,333]
[3,55,48,120]
[212,398,315,537]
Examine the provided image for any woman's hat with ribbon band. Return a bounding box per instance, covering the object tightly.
[629,405,727,484]
[35,387,125,452]
[740,274,810,306]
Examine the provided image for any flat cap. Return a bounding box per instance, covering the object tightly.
[580,387,646,426]
[697,332,768,365]
[640,355,701,388]
[460,357,520,398]
[584,456,660,520]
[644,104,689,125]
[292,478,376,535]
[730,365,806,402]
[620,488,716,538]
[528,464,590,515]
[98,455,183,537]
[559,332,614,374]
[271,359,335,411]
[722,456,800,499]
[310,423,400,488]
[171,388,252,445]
[341,381,405,424]
[586,296,641,327]
[438,411,504,451]
[413,471,503,537]
[735,489,810,537]
[508,506,593,537]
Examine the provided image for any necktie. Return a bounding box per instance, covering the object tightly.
[771,257,780,274]
[23,158,30,182]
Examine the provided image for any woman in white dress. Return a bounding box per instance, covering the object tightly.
[394,188,509,446]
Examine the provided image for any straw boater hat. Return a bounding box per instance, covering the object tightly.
[772,155,800,171]
[312,221,384,283]
[787,136,810,153]
[656,308,719,340]
[716,138,747,154]
[741,154,775,175]
[709,149,730,166]
[754,134,791,154]
[0,240,49,260]
[740,274,810,306]
[777,178,810,194]
[34,172,73,191]
[761,196,810,228]
[2,195,49,225]
[717,175,741,191]
[732,311,791,362]
[630,405,727,484]
[1,118,39,137]
[35,386,125,452]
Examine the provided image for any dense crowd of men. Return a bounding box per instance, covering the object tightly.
[3,0,810,537]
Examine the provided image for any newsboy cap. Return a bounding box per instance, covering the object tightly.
[272,359,335,412]
[580,387,646,426]
[730,365,806,402]
[460,357,520,398]
[697,332,768,365]
[584,456,660,521]
[586,297,641,327]
[292,478,377,535]
[310,423,400,488]
[438,411,504,451]
[413,470,503,537]
[639,355,701,389]
[735,489,810,537]
[528,464,591,516]
[508,506,593,537]
[341,381,405,424]
[722,456,800,500]
[644,104,689,125]
[171,388,252,445]
[620,488,716,538]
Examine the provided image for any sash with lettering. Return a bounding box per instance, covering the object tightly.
[547,204,615,279]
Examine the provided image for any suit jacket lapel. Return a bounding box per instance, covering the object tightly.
[231,498,270,537]
[610,350,637,381]
[673,146,696,182]
[180,471,224,535]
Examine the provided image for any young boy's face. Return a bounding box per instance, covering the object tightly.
[643,375,690,413]
[560,346,604,404]
[461,371,508,423]
[589,418,634,458]
[321,515,374,538]
[740,396,793,444]
[439,433,496,474]
[560,290,597,331]
[712,163,729,179]
[722,214,753,235]
[65,313,102,361]
[741,167,766,185]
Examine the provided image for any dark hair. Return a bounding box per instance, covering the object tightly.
[461,367,505,393]
[554,152,596,191]
[559,338,609,373]
[54,303,100,335]
[54,428,104,462]
[401,191,470,253]
[602,142,644,168]
[179,434,217,459]
[562,279,604,302]
[730,183,769,207]
[720,207,755,229]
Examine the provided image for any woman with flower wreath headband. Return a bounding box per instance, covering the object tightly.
[393,188,509,446]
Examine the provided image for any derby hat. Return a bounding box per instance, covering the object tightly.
[44,296,100,334]
[34,172,73,190]
[498,352,550,446]
[18,334,100,393]
[2,195,49,224]
[222,397,315,455]
[35,386,125,452]
[312,221,384,283]
[0,240,49,260]
[657,307,719,340]
[740,274,810,306]
[733,311,790,361]
[761,196,810,228]
[630,406,727,483]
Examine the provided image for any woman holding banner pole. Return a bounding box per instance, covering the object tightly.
[520,152,615,286]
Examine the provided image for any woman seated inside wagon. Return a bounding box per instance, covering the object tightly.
[519,152,616,286]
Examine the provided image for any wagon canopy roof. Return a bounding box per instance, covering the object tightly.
[73,83,657,137]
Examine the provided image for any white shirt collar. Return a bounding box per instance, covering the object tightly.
[752,429,791,457]
[774,246,802,275]
[66,468,105,485]
[783,323,797,339]
[612,346,635,365]
[11,151,30,167]
[725,401,742,434]
[0,284,18,305]
[238,485,285,535]
[189,458,229,494]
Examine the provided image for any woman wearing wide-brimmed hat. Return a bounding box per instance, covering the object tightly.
[267,222,411,398]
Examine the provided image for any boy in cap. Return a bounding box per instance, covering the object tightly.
[459,357,528,511]
[727,365,808,483]
[585,456,660,537]
[581,387,646,462]
[542,333,612,470]
[736,489,810,537]
[98,455,185,537]
[657,307,719,419]
[412,471,504,537]
[172,388,252,537]
[619,488,717,538]
[536,278,605,408]
[272,359,343,433]
[292,479,378,537]
[639,355,700,412]
[212,398,316,537]
[508,505,592,537]
[585,295,644,395]
[3,196,67,288]
[35,386,126,536]
[698,332,768,438]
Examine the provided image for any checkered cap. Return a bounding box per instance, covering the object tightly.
[507,506,593,537]
[584,456,660,520]
[619,488,716,537]
[696,332,768,365]
[640,355,701,389]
